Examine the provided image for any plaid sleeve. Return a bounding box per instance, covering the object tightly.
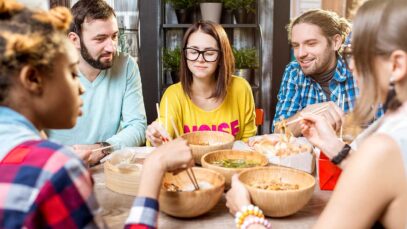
[124,197,159,229]
[26,146,100,228]
[272,63,302,131]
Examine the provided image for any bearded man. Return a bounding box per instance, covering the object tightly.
[49,0,147,164]
[273,9,358,136]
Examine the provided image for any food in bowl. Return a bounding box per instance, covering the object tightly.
[239,166,315,217]
[164,181,214,192]
[250,134,311,157]
[211,158,261,168]
[159,167,225,218]
[164,182,182,192]
[249,180,299,191]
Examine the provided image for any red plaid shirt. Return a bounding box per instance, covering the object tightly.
[0,140,158,229]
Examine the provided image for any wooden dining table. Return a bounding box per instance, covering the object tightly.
[91,163,332,229]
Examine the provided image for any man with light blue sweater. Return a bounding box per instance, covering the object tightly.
[48,0,146,163]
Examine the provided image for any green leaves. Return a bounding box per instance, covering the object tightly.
[163,47,181,71]
[223,0,255,13]
[233,47,258,69]
[165,0,198,9]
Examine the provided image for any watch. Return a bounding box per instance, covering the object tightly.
[331,144,351,165]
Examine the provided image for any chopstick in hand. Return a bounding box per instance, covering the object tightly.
[169,116,200,190]
[284,104,329,126]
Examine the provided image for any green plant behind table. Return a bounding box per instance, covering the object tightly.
[233,47,258,69]
[165,0,199,9]
[223,0,255,13]
[163,47,181,71]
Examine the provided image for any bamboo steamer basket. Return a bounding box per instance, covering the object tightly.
[201,149,268,188]
[104,151,146,196]
[159,167,225,218]
[239,166,315,217]
[181,131,234,165]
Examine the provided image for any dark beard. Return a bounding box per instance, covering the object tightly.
[80,38,114,70]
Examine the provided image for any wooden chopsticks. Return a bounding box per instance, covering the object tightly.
[284,104,329,126]
[170,116,200,191]
[156,103,200,191]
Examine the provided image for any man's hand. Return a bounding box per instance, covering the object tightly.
[138,138,193,199]
[72,144,108,166]
[301,101,344,132]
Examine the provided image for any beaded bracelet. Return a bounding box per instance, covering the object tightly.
[241,216,272,229]
[235,205,265,228]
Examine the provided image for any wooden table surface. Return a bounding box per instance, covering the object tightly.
[91,164,332,229]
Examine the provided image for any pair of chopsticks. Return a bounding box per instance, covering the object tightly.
[91,144,116,153]
[284,104,329,126]
[156,103,200,191]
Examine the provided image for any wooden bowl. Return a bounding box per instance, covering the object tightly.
[201,149,268,188]
[104,151,146,196]
[239,166,315,217]
[181,131,234,165]
[159,167,225,218]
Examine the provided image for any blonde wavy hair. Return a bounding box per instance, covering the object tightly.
[0,0,72,102]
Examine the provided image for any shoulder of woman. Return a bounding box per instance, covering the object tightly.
[163,82,185,99]
[355,133,402,166]
[230,76,251,91]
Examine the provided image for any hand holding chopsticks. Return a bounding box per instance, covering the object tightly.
[169,116,200,190]
[284,104,330,126]
[145,103,171,146]
[284,101,345,131]
[152,103,199,190]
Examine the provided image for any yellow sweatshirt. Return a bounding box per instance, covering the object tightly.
[157,76,256,142]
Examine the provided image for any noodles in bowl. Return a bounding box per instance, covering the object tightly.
[239,166,315,217]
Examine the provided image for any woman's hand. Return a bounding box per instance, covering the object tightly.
[226,174,252,215]
[138,138,193,199]
[145,120,171,147]
[300,113,345,158]
[150,138,194,174]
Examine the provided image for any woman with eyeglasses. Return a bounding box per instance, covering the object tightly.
[146,21,256,146]
[226,0,407,228]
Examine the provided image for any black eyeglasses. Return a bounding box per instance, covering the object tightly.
[342,44,352,68]
[184,47,220,62]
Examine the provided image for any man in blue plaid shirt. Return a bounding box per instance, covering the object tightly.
[273,9,358,136]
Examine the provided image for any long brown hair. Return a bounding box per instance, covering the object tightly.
[0,0,72,103]
[352,0,406,123]
[179,21,235,100]
[287,9,351,48]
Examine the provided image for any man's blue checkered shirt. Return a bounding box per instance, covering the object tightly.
[272,57,360,131]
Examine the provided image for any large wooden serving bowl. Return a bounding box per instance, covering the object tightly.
[181,131,234,165]
[201,149,268,188]
[159,167,225,218]
[239,166,315,217]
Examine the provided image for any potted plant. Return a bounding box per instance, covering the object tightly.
[233,47,258,83]
[221,0,235,23]
[199,0,223,24]
[224,0,256,24]
[163,47,181,84]
[165,0,199,24]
